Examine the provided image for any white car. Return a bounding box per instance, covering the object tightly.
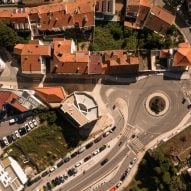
[29,121,35,129]
[32,119,38,126]
[116,181,122,188]
[75,161,83,167]
[49,165,57,172]
[15,130,20,139]
[103,131,110,137]
[78,147,86,154]
[2,137,9,146]
[92,149,100,156]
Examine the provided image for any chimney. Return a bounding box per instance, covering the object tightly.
[57,51,63,57]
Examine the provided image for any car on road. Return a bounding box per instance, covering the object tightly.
[32,119,38,126]
[103,131,110,137]
[100,158,108,166]
[92,149,100,156]
[29,121,35,129]
[111,126,116,132]
[14,130,20,138]
[94,136,102,143]
[85,142,93,149]
[49,165,57,173]
[3,137,9,145]
[99,144,107,152]
[18,127,27,136]
[120,171,128,181]
[84,155,91,162]
[63,173,68,180]
[75,161,83,167]
[63,156,70,163]
[78,146,86,154]
[116,181,122,188]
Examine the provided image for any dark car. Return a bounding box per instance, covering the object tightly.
[18,127,27,136]
[6,135,13,144]
[182,98,186,104]
[99,144,106,152]
[120,171,128,181]
[0,139,6,148]
[56,160,64,168]
[85,142,93,149]
[100,158,108,166]
[71,151,78,158]
[63,157,70,163]
[84,155,91,162]
[68,168,77,176]
[46,182,52,190]
[41,170,49,177]
[59,175,65,183]
[111,126,116,132]
[94,136,102,143]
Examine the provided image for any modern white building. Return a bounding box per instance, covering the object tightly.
[0,157,28,191]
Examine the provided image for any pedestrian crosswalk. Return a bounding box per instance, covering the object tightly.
[129,137,145,152]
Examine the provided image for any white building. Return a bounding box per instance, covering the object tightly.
[0,157,28,191]
[0,58,5,73]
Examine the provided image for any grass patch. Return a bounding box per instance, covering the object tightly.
[5,121,81,172]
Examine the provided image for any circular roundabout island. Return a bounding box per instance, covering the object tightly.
[145,92,170,117]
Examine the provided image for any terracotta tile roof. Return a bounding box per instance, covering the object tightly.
[178,42,190,48]
[144,6,175,35]
[89,54,103,74]
[14,42,51,73]
[173,46,191,66]
[0,91,27,112]
[21,44,51,56]
[34,86,66,103]
[51,38,89,74]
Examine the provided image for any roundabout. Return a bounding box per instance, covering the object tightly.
[145,92,170,117]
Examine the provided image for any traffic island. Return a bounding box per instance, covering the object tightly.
[145,92,170,117]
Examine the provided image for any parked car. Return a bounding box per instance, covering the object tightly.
[67,168,77,176]
[9,118,18,125]
[0,139,6,148]
[2,137,9,145]
[49,165,57,173]
[116,181,122,188]
[6,135,13,144]
[120,171,128,181]
[85,142,93,149]
[92,149,100,156]
[75,161,83,167]
[84,155,91,162]
[11,133,17,141]
[32,119,38,126]
[100,158,108,166]
[111,126,116,132]
[56,160,64,168]
[63,156,70,163]
[71,151,78,158]
[25,123,31,132]
[99,144,107,152]
[18,127,27,136]
[103,131,110,137]
[14,130,20,138]
[29,121,34,129]
[94,136,102,143]
[78,147,86,154]
[41,171,49,177]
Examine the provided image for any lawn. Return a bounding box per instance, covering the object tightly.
[5,119,82,172]
[157,125,191,162]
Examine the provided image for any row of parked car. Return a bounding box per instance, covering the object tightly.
[0,119,38,148]
[30,126,117,190]
[116,156,137,188]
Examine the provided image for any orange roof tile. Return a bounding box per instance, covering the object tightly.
[173,47,191,66]
[13,44,24,55]
[34,86,66,103]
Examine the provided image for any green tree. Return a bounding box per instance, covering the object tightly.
[162,172,171,185]
[0,21,25,50]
